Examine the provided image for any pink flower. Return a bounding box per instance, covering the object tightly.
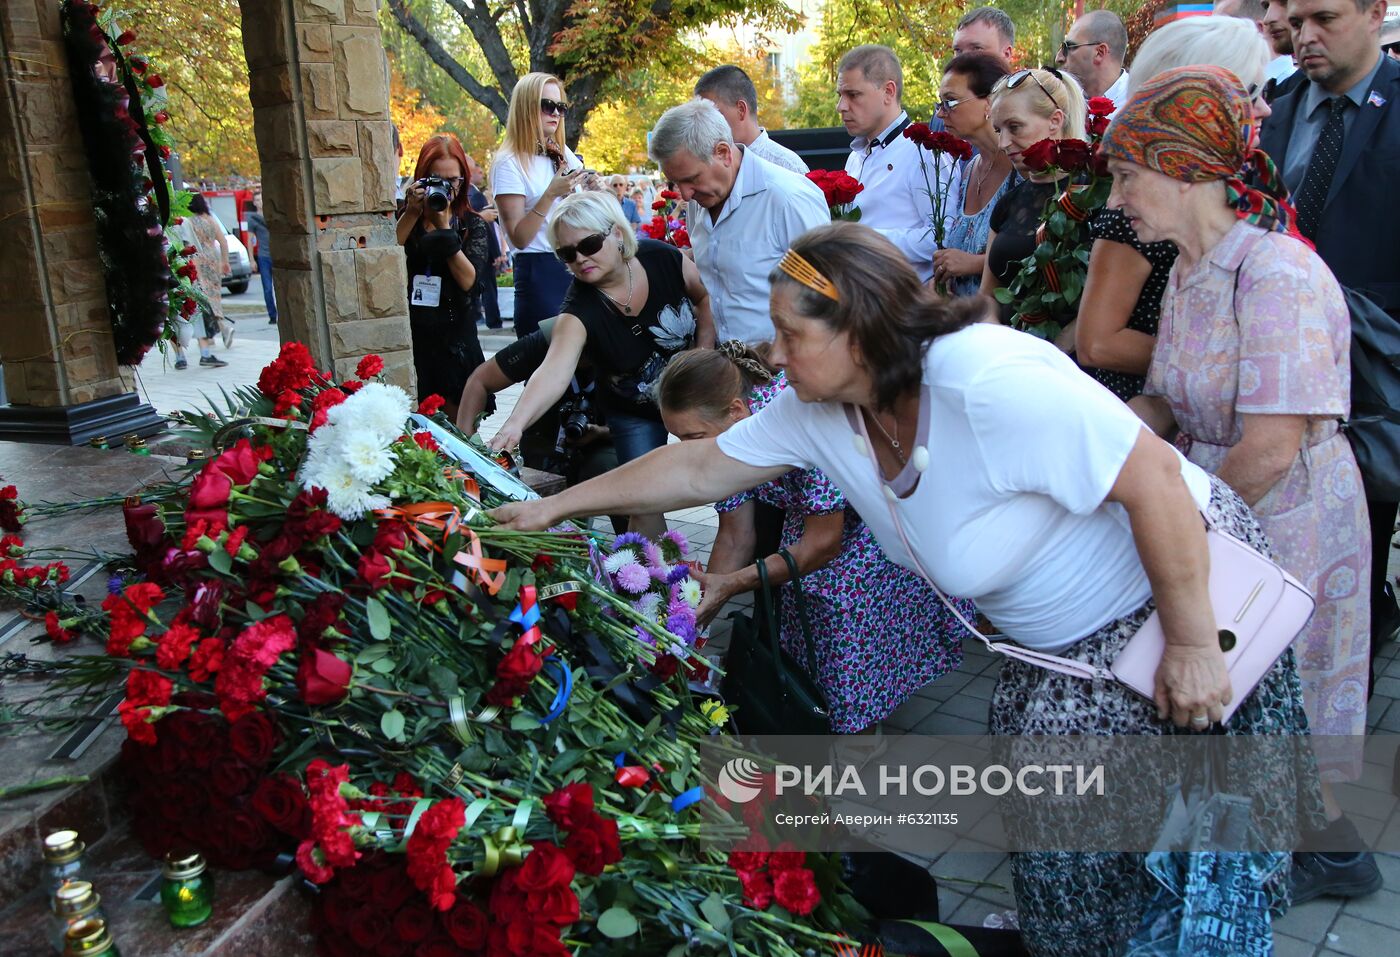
[614,562,650,595]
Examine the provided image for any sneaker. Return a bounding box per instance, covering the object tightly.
[199,355,228,368]
[174,357,187,370]
[1290,851,1383,904]
[221,319,235,349]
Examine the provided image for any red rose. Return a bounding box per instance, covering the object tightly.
[297,592,347,647]
[738,869,773,909]
[1091,144,1110,178]
[826,171,864,206]
[496,639,545,684]
[252,773,310,838]
[116,29,136,44]
[443,898,488,949]
[562,816,621,876]
[372,862,416,911]
[772,867,821,916]
[1087,114,1110,137]
[123,499,166,554]
[418,394,445,415]
[1019,138,1057,172]
[147,74,164,88]
[415,937,459,957]
[229,711,281,767]
[517,842,575,893]
[543,781,595,830]
[356,355,384,380]
[1053,138,1092,172]
[339,864,377,902]
[297,648,353,706]
[210,755,259,796]
[357,548,393,589]
[1087,96,1116,117]
[391,901,435,943]
[349,907,392,951]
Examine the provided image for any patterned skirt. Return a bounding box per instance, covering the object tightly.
[988,475,1324,956]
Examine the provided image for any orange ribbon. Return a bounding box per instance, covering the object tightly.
[371,501,507,595]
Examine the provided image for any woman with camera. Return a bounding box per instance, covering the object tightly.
[484,191,715,538]
[397,133,490,421]
[491,72,585,337]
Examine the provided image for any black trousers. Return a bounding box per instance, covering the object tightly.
[1368,496,1398,637]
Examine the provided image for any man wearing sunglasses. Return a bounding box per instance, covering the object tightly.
[1055,10,1131,113]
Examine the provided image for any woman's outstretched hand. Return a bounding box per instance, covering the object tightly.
[489,499,560,531]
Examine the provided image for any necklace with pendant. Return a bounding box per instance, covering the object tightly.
[600,260,635,315]
[867,409,907,465]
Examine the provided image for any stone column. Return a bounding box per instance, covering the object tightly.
[240,0,414,389]
[0,0,163,442]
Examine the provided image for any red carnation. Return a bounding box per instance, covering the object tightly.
[903,122,933,148]
[101,582,165,657]
[154,621,200,670]
[214,615,296,720]
[412,431,440,452]
[355,354,384,380]
[188,637,224,681]
[671,227,691,248]
[118,668,173,746]
[772,867,821,915]
[659,189,680,200]
[308,387,346,432]
[405,797,465,911]
[738,869,773,909]
[651,199,667,210]
[257,341,318,397]
[45,611,77,644]
[418,394,445,415]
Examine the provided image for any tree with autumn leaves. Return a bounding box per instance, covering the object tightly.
[383,0,801,149]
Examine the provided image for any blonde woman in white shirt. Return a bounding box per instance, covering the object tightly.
[492,72,584,336]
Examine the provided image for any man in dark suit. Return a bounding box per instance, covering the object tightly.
[465,153,503,329]
[1259,0,1397,903]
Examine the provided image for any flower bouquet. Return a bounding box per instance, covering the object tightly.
[641,188,690,248]
[903,123,973,251]
[13,343,880,955]
[805,170,864,221]
[993,95,1117,340]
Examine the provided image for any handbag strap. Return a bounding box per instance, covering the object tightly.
[777,546,823,681]
[851,408,1114,683]
[754,554,795,693]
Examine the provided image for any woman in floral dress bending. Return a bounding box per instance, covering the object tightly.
[655,343,970,733]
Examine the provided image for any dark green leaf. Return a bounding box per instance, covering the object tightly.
[206,547,232,574]
[380,709,405,741]
[366,597,391,641]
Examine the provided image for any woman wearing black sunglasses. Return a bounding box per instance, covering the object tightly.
[396,133,490,422]
[979,67,1086,341]
[492,72,585,337]
[485,191,715,538]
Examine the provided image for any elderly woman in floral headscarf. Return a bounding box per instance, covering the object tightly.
[1104,66,1378,903]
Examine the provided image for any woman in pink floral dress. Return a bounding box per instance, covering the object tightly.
[1104,66,1377,901]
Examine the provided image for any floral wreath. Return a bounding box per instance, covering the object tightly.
[61,1,205,366]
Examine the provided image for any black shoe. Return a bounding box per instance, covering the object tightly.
[268,318,278,325]
[1290,850,1383,904]
[199,355,228,368]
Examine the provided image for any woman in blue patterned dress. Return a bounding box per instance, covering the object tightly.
[930,53,1018,297]
[655,343,970,733]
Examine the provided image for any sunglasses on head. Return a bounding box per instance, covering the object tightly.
[555,233,608,264]
[541,98,569,117]
[1007,68,1063,112]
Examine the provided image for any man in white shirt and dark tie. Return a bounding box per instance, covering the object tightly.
[838,45,959,283]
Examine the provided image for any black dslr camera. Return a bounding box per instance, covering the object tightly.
[419,175,453,212]
[555,390,593,451]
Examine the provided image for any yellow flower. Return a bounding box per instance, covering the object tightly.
[700,699,730,726]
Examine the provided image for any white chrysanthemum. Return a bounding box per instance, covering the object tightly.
[317,462,390,519]
[633,592,662,620]
[330,382,412,442]
[603,548,638,575]
[679,577,702,609]
[340,431,396,484]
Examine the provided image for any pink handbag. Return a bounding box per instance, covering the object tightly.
[852,411,1315,725]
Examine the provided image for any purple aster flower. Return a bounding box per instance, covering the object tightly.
[642,540,664,568]
[666,564,690,585]
[666,610,697,644]
[660,529,690,561]
[635,624,656,647]
[106,573,126,595]
[615,562,650,594]
[613,531,649,552]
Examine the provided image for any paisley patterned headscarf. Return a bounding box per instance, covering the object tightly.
[1100,65,1298,235]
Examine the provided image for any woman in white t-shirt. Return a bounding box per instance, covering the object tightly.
[491,72,584,336]
[494,223,1320,955]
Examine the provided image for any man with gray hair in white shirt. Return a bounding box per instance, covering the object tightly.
[649,99,829,344]
[694,65,810,175]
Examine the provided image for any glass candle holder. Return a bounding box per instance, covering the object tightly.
[160,852,213,927]
[51,882,105,955]
[63,917,119,956]
[41,831,86,897]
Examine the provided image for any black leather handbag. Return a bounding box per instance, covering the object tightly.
[719,548,830,735]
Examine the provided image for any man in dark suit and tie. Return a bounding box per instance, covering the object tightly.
[1260,0,1398,897]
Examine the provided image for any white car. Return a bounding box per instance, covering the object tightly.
[220,220,251,296]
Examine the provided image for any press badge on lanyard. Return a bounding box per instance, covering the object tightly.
[411,266,442,308]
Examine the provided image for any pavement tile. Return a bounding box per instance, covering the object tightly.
[1272,934,1321,957]
[1274,896,1343,943]
[1323,914,1394,956]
